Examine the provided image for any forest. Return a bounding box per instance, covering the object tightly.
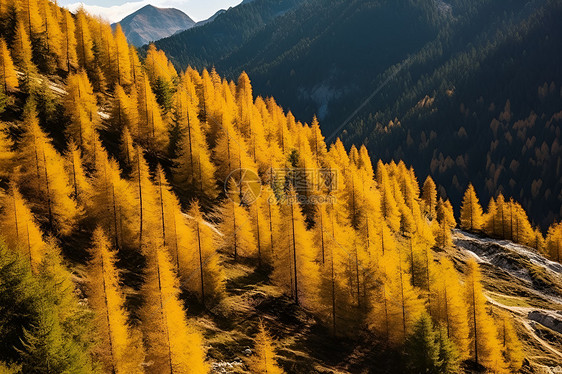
[0,0,562,373]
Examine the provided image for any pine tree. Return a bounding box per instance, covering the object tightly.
[464,259,508,372]
[86,228,145,373]
[20,243,98,373]
[246,321,285,374]
[0,123,13,175]
[460,184,484,232]
[0,38,18,93]
[403,313,442,373]
[140,247,209,373]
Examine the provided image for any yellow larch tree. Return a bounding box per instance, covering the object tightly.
[38,0,63,68]
[120,125,135,170]
[0,183,46,272]
[137,73,168,151]
[314,203,354,335]
[460,183,484,232]
[112,84,139,135]
[217,193,256,261]
[496,312,523,371]
[421,176,437,220]
[12,19,36,81]
[63,140,92,204]
[484,197,498,237]
[74,8,94,71]
[433,258,469,357]
[59,9,78,72]
[172,78,217,203]
[249,186,281,267]
[246,321,285,374]
[16,102,80,235]
[464,259,508,372]
[213,114,258,192]
[63,70,99,160]
[545,222,561,263]
[369,246,424,346]
[88,150,138,250]
[0,38,18,93]
[130,147,158,253]
[434,198,456,248]
[272,188,320,308]
[140,247,209,374]
[20,0,43,39]
[376,160,401,232]
[185,200,225,304]
[113,24,131,87]
[85,227,145,373]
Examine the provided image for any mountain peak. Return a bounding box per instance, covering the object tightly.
[113,4,196,47]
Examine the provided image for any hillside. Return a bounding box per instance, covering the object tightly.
[113,5,195,46]
[1,0,562,373]
[154,0,562,229]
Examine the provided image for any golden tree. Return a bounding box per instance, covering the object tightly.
[464,259,508,372]
[140,247,209,373]
[460,183,484,232]
[0,183,46,272]
[0,38,18,93]
[246,321,285,374]
[85,228,145,373]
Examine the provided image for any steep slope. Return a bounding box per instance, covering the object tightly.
[450,230,562,371]
[113,4,195,46]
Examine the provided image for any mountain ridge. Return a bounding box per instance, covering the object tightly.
[113,4,196,47]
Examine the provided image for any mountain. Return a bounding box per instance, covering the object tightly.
[113,4,196,47]
[153,0,304,68]
[154,0,562,228]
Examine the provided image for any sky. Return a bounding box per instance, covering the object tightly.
[61,0,243,23]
